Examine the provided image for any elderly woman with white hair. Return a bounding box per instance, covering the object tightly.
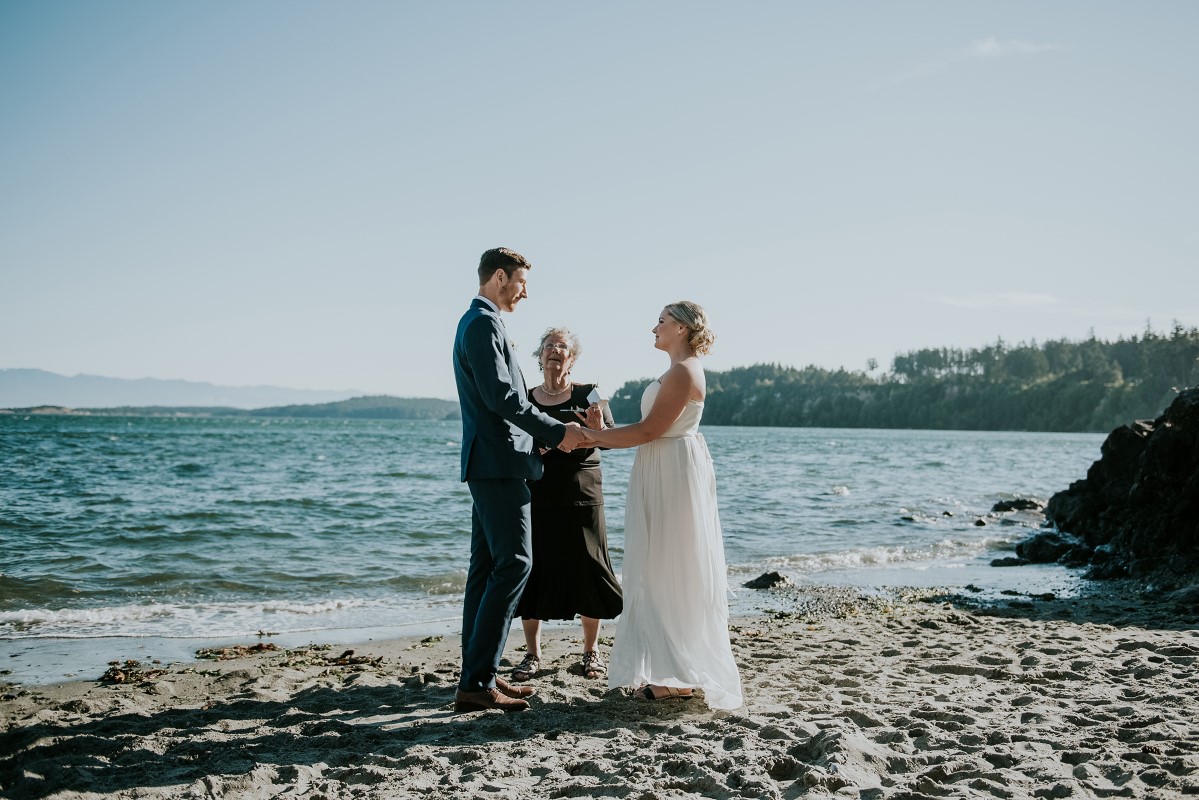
[510,326,622,683]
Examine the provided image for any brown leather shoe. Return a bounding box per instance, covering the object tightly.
[495,675,535,699]
[454,687,529,713]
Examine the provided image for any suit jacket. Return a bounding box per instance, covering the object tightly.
[454,298,565,482]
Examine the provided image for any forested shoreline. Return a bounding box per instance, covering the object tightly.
[610,325,1199,432]
[9,327,1197,432]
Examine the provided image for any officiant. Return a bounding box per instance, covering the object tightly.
[509,326,622,685]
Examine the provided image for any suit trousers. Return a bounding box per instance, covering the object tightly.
[459,478,534,691]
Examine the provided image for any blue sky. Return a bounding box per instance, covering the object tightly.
[3,2,1196,400]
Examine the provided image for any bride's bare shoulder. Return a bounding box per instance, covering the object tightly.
[688,359,707,400]
[665,359,705,400]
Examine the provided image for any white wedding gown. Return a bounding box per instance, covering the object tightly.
[608,380,743,709]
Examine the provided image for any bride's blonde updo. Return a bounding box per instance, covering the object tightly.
[664,300,716,356]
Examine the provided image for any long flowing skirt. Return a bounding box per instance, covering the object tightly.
[607,433,743,709]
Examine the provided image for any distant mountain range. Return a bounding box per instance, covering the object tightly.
[0,368,367,410]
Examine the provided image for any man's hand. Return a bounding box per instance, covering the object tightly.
[558,422,587,452]
[578,427,599,448]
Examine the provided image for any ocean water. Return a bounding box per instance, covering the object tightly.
[1,415,1104,650]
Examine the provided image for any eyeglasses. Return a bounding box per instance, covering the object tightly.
[542,342,571,352]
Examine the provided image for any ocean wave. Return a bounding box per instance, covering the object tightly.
[0,603,177,629]
[218,497,326,508]
[747,536,1019,575]
[0,574,85,606]
[0,597,386,639]
[163,510,230,521]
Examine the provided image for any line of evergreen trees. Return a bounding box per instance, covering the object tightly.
[609,324,1199,432]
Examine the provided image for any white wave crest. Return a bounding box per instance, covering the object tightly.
[0,597,385,639]
[751,536,1008,574]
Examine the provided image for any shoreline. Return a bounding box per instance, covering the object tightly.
[0,561,1087,689]
[3,582,1197,799]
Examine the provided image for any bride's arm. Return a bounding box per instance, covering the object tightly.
[585,365,695,450]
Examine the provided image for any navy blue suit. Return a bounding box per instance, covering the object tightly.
[453,297,565,691]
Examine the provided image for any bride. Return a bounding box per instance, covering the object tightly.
[582,301,742,709]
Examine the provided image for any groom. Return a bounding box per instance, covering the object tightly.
[452,247,586,713]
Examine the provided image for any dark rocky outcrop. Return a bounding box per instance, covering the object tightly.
[743,571,791,589]
[991,498,1044,513]
[1015,530,1079,563]
[1026,387,1199,591]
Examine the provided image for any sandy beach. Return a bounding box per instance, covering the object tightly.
[3,582,1197,800]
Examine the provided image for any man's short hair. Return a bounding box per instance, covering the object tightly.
[478,247,532,285]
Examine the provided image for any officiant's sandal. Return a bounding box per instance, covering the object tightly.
[511,654,540,682]
[581,650,606,679]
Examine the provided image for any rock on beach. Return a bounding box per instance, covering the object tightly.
[1031,386,1199,593]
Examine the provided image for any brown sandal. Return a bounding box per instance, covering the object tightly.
[638,684,693,701]
[511,654,540,682]
[581,651,606,679]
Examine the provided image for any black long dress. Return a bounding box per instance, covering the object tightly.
[516,383,624,621]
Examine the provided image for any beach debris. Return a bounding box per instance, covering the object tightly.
[744,571,791,589]
[729,626,764,638]
[279,646,384,669]
[330,649,372,665]
[412,635,443,648]
[195,643,281,661]
[100,659,168,684]
[179,667,223,677]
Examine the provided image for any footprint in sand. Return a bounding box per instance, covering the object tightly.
[976,654,1011,666]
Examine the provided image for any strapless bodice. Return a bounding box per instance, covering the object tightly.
[640,380,704,437]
